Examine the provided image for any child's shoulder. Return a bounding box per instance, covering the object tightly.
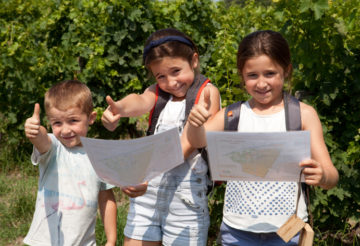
[299,101,318,116]
[299,101,321,129]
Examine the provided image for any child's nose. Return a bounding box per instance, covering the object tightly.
[257,77,268,88]
[61,125,72,135]
[168,77,178,88]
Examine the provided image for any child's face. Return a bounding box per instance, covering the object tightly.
[242,55,285,107]
[47,106,96,148]
[149,55,198,101]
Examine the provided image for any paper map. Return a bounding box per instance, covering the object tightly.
[206,131,310,181]
[80,128,184,186]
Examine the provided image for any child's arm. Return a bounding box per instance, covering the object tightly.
[98,189,117,246]
[101,85,157,131]
[182,85,224,150]
[24,103,52,154]
[300,103,339,190]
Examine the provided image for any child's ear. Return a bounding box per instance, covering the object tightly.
[88,111,97,125]
[191,53,199,70]
[284,64,293,79]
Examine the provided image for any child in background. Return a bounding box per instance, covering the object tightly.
[185,30,339,245]
[101,28,221,246]
[24,80,117,246]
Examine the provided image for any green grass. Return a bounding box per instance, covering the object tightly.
[0,163,129,246]
[0,172,37,246]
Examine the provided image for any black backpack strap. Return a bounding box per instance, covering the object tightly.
[284,92,301,131]
[224,101,243,131]
[146,85,171,136]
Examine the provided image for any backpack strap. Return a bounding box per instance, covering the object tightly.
[284,92,301,131]
[146,85,171,136]
[284,92,312,223]
[209,101,243,192]
[184,74,210,119]
[147,75,210,136]
[224,101,244,131]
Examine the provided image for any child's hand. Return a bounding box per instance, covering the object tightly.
[188,86,211,127]
[121,181,148,198]
[300,159,325,186]
[25,103,41,139]
[102,96,122,131]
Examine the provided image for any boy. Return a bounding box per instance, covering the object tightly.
[24,80,117,246]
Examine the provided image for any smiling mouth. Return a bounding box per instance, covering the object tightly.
[62,136,76,140]
[174,84,185,91]
[256,90,270,95]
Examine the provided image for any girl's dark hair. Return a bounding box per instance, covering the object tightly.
[143,28,198,69]
[237,30,292,81]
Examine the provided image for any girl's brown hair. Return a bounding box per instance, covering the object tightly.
[237,30,292,81]
[44,80,93,116]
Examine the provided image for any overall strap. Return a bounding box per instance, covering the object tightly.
[224,101,243,131]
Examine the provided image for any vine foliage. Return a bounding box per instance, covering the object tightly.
[1,0,359,244]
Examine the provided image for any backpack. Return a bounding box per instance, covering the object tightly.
[224,92,301,131]
[146,74,210,136]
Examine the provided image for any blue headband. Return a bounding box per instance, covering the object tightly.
[143,36,194,61]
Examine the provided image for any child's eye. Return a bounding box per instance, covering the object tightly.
[52,121,61,126]
[265,71,276,77]
[247,73,258,79]
[156,75,165,80]
[172,69,180,75]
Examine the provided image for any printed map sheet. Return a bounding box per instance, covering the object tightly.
[81,128,184,187]
[206,131,310,181]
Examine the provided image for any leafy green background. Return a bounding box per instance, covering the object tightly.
[1,0,359,245]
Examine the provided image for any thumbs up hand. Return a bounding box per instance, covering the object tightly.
[101,96,122,131]
[202,85,211,111]
[25,103,42,139]
[188,86,212,127]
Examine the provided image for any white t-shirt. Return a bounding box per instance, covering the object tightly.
[223,101,308,233]
[23,134,113,246]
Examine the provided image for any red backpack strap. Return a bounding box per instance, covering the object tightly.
[185,75,211,119]
[194,78,210,104]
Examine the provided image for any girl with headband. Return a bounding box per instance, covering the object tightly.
[102,28,221,246]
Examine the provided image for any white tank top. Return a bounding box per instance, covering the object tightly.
[154,96,208,176]
[154,96,186,135]
[223,101,308,233]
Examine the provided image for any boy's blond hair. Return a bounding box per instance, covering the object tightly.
[44,80,93,116]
